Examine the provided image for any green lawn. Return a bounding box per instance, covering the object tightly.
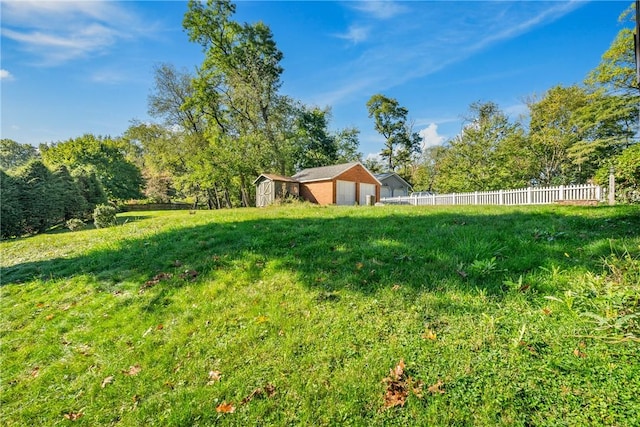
[1,204,639,426]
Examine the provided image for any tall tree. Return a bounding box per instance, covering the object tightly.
[40,134,143,201]
[13,160,64,234]
[435,102,532,192]
[366,94,413,171]
[0,170,24,238]
[0,139,38,170]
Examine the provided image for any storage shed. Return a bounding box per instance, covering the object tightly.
[375,172,412,198]
[292,162,381,206]
[254,173,300,207]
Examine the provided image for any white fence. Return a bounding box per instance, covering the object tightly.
[381,184,604,206]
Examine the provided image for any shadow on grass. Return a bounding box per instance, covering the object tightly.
[2,207,639,299]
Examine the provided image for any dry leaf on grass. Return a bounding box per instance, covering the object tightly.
[241,384,276,405]
[216,402,235,413]
[101,376,114,388]
[122,365,142,376]
[63,412,83,421]
[427,379,445,395]
[207,370,222,385]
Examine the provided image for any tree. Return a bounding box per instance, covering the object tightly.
[0,170,24,238]
[40,134,143,201]
[585,4,639,95]
[0,139,38,170]
[594,144,640,203]
[334,127,362,164]
[526,86,590,185]
[292,107,362,170]
[435,102,532,192]
[366,94,414,171]
[73,168,107,211]
[53,165,88,221]
[13,160,64,234]
[412,145,447,192]
[294,106,338,170]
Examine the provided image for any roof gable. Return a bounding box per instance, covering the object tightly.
[253,173,299,185]
[292,162,380,184]
[374,172,412,189]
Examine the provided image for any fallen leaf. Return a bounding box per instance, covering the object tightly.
[216,402,235,413]
[542,307,552,316]
[30,366,40,377]
[391,284,401,291]
[241,383,277,405]
[46,314,55,321]
[101,376,114,388]
[122,365,142,376]
[207,370,222,385]
[63,412,83,421]
[573,348,587,358]
[390,359,405,380]
[422,329,437,341]
[428,379,445,395]
[156,324,164,330]
[355,262,364,270]
[383,386,408,408]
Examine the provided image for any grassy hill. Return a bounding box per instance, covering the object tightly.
[1,204,639,426]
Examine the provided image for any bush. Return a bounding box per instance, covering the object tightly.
[65,218,86,231]
[93,204,117,229]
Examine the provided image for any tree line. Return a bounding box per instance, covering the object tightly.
[2,1,638,238]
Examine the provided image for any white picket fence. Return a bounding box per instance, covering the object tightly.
[381,184,604,206]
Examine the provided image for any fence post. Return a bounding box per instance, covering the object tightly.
[474,191,478,205]
[608,167,616,205]
[527,187,532,204]
[499,190,504,205]
[559,185,565,202]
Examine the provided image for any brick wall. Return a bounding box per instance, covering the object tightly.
[300,181,334,204]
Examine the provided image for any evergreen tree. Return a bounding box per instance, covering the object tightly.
[0,170,25,238]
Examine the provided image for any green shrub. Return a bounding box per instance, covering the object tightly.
[92,204,117,228]
[65,218,86,231]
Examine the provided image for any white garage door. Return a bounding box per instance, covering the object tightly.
[336,180,356,205]
[359,183,376,205]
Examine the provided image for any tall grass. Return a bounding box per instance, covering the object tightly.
[1,205,639,425]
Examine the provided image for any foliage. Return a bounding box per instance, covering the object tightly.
[12,160,64,234]
[53,165,88,221]
[585,3,639,95]
[435,102,532,192]
[0,170,24,238]
[1,205,639,425]
[0,139,39,170]
[65,218,86,232]
[366,94,420,174]
[92,204,118,229]
[595,143,640,203]
[40,134,143,201]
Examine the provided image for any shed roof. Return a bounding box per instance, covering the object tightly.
[292,162,380,184]
[374,172,412,188]
[253,173,299,185]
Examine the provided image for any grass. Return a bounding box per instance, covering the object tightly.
[1,204,639,426]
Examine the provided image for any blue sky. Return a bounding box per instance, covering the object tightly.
[0,1,632,157]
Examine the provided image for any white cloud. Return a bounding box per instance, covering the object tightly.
[1,1,153,66]
[349,1,409,20]
[0,69,14,80]
[419,124,446,148]
[335,25,370,44]
[321,2,585,107]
